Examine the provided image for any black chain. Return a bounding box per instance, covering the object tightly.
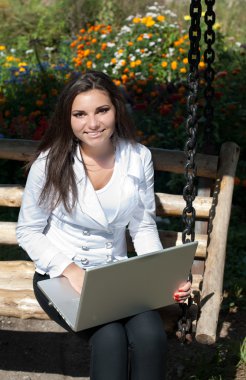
[203,0,216,150]
[178,0,202,344]
[182,0,202,244]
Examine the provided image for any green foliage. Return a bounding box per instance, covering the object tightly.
[0,0,69,47]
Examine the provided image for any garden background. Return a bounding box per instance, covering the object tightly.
[0,0,245,379]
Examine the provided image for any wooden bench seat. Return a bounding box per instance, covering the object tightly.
[0,139,240,344]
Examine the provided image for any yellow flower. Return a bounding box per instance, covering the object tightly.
[18,62,28,67]
[133,17,141,23]
[0,45,6,50]
[199,61,206,69]
[214,22,221,30]
[6,56,16,62]
[130,61,136,68]
[86,60,93,68]
[161,61,168,68]
[171,61,178,70]
[146,19,155,27]
[19,67,26,72]
[180,67,187,73]
[156,15,165,22]
[84,49,90,57]
[183,58,188,64]
[135,59,142,66]
[184,15,191,21]
[96,53,101,59]
[137,36,143,42]
[118,49,124,55]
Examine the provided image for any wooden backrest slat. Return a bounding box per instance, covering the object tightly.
[151,148,218,178]
[0,186,213,219]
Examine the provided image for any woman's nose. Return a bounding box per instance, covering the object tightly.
[87,114,99,129]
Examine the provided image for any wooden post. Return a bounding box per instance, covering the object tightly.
[195,142,240,344]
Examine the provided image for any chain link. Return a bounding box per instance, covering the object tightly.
[182,0,202,244]
[203,0,216,149]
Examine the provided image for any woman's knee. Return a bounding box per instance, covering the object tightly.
[90,322,128,352]
[126,311,167,353]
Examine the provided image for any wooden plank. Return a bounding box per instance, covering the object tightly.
[0,289,48,319]
[0,186,213,219]
[0,139,38,161]
[151,148,218,178]
[155,193,212,219]
[0,139,218,178]
[196,142,240,345]
[0,222,17,244]
[0,185,24,207]
[0,261,34,290]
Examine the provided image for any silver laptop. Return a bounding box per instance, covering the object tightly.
[38,241,198,332]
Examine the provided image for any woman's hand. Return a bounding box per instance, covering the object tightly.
[62,263,85,294]
[173,281,192,303]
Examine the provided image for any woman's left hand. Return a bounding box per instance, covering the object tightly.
[173,281,192,303]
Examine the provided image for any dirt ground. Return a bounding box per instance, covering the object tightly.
[0,308,245,380]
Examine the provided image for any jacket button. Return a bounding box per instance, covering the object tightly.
[81,258,89,265]
[105,242,113,249]
[82,246,89,251]
[82,230,90,236]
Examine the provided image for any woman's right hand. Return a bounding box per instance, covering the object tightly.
[62,262,85,294]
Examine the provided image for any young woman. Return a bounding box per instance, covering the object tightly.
[16,71,191,380]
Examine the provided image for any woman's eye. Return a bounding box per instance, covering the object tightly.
[98,107,109,114]
[73,112,85,118]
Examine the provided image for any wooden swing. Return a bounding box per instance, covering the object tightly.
[0,0,240,345]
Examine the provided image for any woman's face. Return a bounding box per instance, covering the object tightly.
[71,89,116,150]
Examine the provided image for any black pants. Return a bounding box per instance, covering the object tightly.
[34,272,167,380]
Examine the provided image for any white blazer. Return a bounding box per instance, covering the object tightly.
[16,139,163,277]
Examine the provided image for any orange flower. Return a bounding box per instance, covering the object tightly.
[171,61,178,70]
[70,41,77,48]
[121,74,128,84]
[111,58,117,64]
[127,41,133,46]
[180,67,187,73]
[113,79,121,86]
[183,58,188,64]
[86,61,93,68]
[101,43,107,51]
[96,53,101,59]
[161,61,168,68]
[137,36,143,42]
[92,38,97,43]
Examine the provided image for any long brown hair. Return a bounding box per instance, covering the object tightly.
[31,71,136,212]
